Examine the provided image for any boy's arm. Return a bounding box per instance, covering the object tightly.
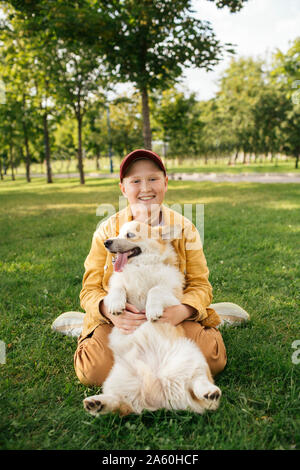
[158,222,214,325]
[181,223,213,322]
[79,227,111,327]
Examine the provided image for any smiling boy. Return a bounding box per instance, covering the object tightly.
[74,149,228,386]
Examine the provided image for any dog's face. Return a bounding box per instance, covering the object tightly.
[104,221,181,272]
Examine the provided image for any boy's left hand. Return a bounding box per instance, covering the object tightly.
[156,304,197,326]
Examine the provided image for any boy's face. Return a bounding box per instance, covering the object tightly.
[119,159,168,217]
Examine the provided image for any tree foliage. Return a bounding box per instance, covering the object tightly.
[0,2,299,179]
[271,38,300,167]
[7,0,248,149]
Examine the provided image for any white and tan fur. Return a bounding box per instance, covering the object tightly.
[83,221,221,416]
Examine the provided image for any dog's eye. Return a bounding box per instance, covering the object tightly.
[126,232,135,239]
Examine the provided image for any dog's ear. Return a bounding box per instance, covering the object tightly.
[161,224,182,241]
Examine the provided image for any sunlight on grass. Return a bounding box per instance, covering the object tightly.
[0,261,47,273]
[9,203,100,215]
[262,201,300,210]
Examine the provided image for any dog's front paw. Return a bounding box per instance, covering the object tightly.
[104,293,126,315]
[146,303,163,322]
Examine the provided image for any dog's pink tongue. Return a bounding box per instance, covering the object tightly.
[114,252,129,272]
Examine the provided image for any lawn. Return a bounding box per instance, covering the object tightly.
[0,177,299,450]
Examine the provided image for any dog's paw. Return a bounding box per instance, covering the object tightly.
[193,382,222,411]
[145,303,163,322]
[83,395,104,416]
[104,293,126,315]
[203,385,221,401]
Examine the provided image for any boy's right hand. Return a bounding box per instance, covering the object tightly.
[100,300,146,335]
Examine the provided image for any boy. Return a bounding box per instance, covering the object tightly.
[74,149,242,387]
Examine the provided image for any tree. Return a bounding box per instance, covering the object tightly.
[215,57,268,163]
[84,99,106,170]
[0,23,40,182]
[8,0,248,149]
[0,99,22,180]
[198,97,235,164]
[153,88,202,159]
[53,116,77,172]
[0,7,61,183]
[272,38,300,168]
[30,37,60,184]
[108,94,144,157]
[49,44,107,184]
[252,81,290,164]
[2,3,109,184]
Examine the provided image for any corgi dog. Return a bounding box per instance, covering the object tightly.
[83,220,221,416]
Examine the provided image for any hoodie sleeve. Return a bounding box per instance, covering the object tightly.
[181,222,214,322]
[79,225,111,339]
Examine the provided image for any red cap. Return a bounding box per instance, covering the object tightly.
[119,149,166,181]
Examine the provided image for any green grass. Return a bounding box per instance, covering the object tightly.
[0,177,299,450]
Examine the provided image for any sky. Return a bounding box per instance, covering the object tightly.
[179,0,300,100]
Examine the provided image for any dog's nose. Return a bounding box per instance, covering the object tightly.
[104,239,113,248]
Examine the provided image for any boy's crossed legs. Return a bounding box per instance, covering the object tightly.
[74,321,227,387]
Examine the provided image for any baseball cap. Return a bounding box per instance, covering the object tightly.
[119,149,166,181]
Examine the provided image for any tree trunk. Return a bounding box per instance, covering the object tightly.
[22,122,31,183]
[22,94,31,183]
[106,106,114,173]
[43,113,53,183]
[234,151,239,164]
[25,142,31,182]
[163,141,167,159]
[9,143,15,181]
[77,112,85,185]
[295,154,299,169]
[0,155,3,180]
[141,86,152,150]
[95,150,100,170]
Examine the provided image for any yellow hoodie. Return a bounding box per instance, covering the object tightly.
[79,204,220,340]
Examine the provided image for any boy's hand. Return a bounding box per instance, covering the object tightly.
[100,300,146,335]
[157,304,196,326]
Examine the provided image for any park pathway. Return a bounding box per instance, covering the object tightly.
[14,171,300,183]
[167,172,300,183]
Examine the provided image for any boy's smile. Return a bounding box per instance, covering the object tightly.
[119,159,168,219]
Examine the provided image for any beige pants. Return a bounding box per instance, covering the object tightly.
[74,321,227,387]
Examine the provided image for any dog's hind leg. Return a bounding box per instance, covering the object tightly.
[190,373,221,411]
[83,394,133,416]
